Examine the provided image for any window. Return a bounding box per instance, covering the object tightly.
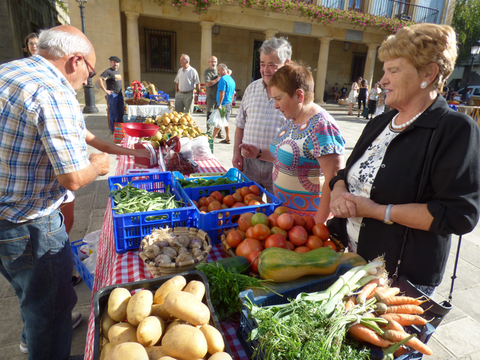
[146,29,176,73]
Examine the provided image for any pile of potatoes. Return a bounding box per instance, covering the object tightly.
[100,275,232,360]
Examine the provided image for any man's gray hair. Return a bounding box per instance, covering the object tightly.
[259,37,292,64]
[37,28,92,59]
[181,54,190,63]
[218,63,228,71]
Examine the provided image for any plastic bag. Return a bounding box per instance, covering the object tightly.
[83,229,102,254]
[207,109,221,128]
[191,135,213,161]
[164,149,199,175]
[179,137,193,159]
[83,252,97,275]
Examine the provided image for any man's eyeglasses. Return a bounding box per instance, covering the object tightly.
[28,42,38,46]
[83,57,96,79]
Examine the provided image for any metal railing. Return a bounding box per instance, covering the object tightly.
[300,0,440,24]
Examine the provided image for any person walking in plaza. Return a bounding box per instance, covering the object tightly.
[175,54,200,115]
[368,81,380,120]
[24,32,39,56]
[0,25,110,359]
[357,79,369,117]
[329,23,480,296]
[204,55,223,138]
[212,64,236,144]
[233,37,291,195]
[97,55,124,133]
[347,77,361,115]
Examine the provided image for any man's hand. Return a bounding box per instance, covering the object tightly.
[89,153,110,176]
[232,153,243,171]
[106,90,113,96]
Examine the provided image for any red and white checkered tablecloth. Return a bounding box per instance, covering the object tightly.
[83,136,249,360]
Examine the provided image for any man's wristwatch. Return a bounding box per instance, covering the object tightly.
[383,204,394,225]
[256,149,262,159]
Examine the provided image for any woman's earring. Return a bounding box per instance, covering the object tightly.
[420,81,428,89]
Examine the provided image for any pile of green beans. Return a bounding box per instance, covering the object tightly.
[110,182,186,214]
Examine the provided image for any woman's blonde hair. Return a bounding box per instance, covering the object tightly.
[378,24,457,89]
[269,62,314,103]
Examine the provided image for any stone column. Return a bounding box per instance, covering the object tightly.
[200,22,214,82]
[315,37,332,103]
[264,29,278,40]
[363,43,380,88]
[125,11,141,83]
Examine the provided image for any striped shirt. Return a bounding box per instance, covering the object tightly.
[0,55,90,223]
[235,79,285,149]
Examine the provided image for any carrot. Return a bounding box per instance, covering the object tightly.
[356,278,380,305]
[380,313,427,326]
[393,346,410,357]
[374,287,401,302]
[381,319,404,332]
[382,295,426,306]
[382,330,433,355]
[385,304,424,315]
[348,324,393,348]
[344,296,356,310]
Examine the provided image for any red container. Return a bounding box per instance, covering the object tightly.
[122,123,159,138]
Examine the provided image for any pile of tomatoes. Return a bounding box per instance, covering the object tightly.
[191,184,263,213]
[224,206,336,273]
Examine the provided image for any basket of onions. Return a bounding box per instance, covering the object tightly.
[138,227,212,277]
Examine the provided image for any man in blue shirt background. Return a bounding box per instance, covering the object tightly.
[213,63,236,144]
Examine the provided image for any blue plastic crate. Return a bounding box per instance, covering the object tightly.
[148,93,169,102]
[183,180,281,245]
[71,239,94,291]
[108,172,198,253]
[237,263,434,360]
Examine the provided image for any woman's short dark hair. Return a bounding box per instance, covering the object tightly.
[23,33,38,53]
[268,62,314,103]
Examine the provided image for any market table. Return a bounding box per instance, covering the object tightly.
[83,135,248,360]
[126,104,170,117]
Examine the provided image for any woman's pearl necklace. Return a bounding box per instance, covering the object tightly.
[391,111,423,130]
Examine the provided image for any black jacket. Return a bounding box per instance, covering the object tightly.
[330,96,480,286]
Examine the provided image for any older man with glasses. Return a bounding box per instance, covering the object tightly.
[97,55,123,133]
[0,25,110,359]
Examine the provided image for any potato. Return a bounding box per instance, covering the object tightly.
[209,352,233,360]
[161,324,208,359]
[101,312,118,339]
[105,342,149,360]
[154,276,187,305]
[145,346,169,360]
[164,319,187,334]
[108,322,137,345]
[137,315,165,347]
[183,280,206,301]
[108,287,131,322]
[151,304,173,321]
[200,324,224,354]
[127,289,153,326]
[158,357,178,360]
[164,291,210,326]
[99,342,115,360]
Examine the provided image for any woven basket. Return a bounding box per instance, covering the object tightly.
[142,227,212,277]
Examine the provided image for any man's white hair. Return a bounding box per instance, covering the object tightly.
[218,63,228,71]
[38,28,92,59]
[181,54,190,63]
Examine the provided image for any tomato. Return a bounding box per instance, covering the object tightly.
[251,213,269,226]
[268,213,279,228]
[245,227,254,239]
[249,200,262,206]
[205,196,216,206]
[210,191,224,203]
[274,206,290,216]
[199,206,208,213]
[323,240,337,251]
[232,192,243,203]
[270,226,288,238]
[236,238,264,258]
[304,216,315,233]
[288,225,308,246]
[294,246,311,253]
[285,241,295,251]
[305,235,324,250]
[192,200,199,208]
[223,195,236,207]
[198,197,208,207]
[277,213,294,230]
[252,224,271,241]
[291,213,306,227]
[207,200,222,212]
[246,250,261,273]
[240,186,253,198]
[243,193,257,205]
[226,230,243,248]
[312,223,331,241]
[238,213,254,231]
[249,185,261,196]
[237,229,246,240]
[265,234,287,249]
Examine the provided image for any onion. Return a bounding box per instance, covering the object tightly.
[188,238,202,249]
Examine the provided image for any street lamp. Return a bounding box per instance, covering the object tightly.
[76,0,99,114]
[461,39,480,103]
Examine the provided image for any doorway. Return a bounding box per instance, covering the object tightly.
[350,54,366,83]
[251,40,263,82]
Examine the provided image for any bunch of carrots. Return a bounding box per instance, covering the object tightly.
[346,279,432,358]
